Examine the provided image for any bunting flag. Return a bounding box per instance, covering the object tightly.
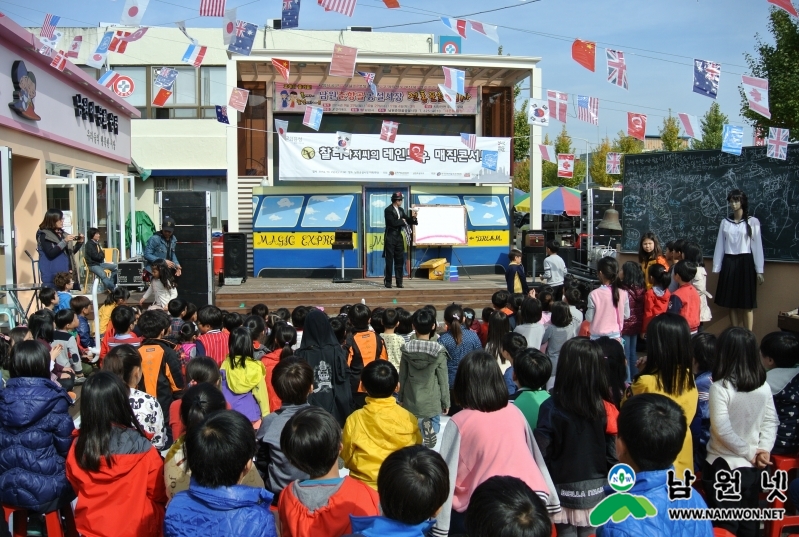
[275,119,289,139]
[120,0,149,26]
[528,100,549,126]
[768,0,798,17]
[693,59,721,99]
[557,154,575,179]
[356,71,377,95]
[438,84,458,111]
[272,59,291,81]
[627,112,647,141]
[547,90,568,123]
[200,0,226,17]
[282,0,301,29]
[120,27,149,43]
[154,67,179,90]
[606,152,621,174]
[576,95,599,125]
[380,121,399,143]
[222,8,237,45]
[336,131,352,154]
[440,17,467,38]
[109,31,132,53]
[50,50,68,72]
[382,0,400,8]
[409,143,425,163]
[303,105,323,130]
[38,32,63,52]
[228,87,250,113]
[98,70,121,88]
[86,31,114,69]
[65,36,82,59]
[40,14,60,39]
[182,44,207,67]
[152,87,173,107]
[678,113,701,140]
[572,39,596,72]
[216,105,229,124]
[538,144,556,163]
[767,127,789,160]
[320,0,357,17]
[442,66,465,95]
[721,124,744,156]
[468,20,499,43]
[176,21,198,44]
[482,150,498,171]
[742,75,771,119]
[329,44,357,77]
[606,49,628,90]
[38,45,56,59]
[228,20,257,56]
[461,133,476,150]
[754,126,768,146]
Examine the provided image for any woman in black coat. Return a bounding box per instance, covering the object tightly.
[36,209,83,289]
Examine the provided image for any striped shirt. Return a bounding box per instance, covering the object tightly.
[196,330,229,365]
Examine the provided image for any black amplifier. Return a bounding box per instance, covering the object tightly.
[118,257,144,288]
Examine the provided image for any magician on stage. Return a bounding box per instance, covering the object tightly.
[383,191,417,289]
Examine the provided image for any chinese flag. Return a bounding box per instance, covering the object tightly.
[152,87,173,107]
[572,39,596,72]
[383,0,400,6]
[272,59,290,81]
[627,112,647,141]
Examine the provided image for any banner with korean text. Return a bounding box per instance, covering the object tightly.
[274,83,478,115]
[278,133,512,184]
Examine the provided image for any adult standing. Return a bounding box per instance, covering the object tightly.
[383,192,417,289]
[143,217,182,278]
[37,208,83,289]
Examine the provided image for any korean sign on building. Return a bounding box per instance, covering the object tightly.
[274,83,478,115]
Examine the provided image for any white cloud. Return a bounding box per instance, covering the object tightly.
[309,217,317,221]
[269,214,282,221]
[277,197,294,208]
[465,197,476,201]
[464,204,474,211]
[496,217,508,224]
[305,206,317,215]
[325,212,341,222]
[418,195,436,204]
[295,208,301,214]
[314,196,330,202]
[485,201,498,207]
[371,199,387,208]
[483,213,494,218]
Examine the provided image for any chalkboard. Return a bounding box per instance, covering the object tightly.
[621,145,799,262]
[412,205,468,246]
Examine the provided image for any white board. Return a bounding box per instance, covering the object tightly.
[412,205,467,246]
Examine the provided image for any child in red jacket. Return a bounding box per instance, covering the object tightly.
[667,261,701,334]
[642,264,672,335]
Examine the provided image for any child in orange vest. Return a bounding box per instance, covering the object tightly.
[346,304,387,410]
[667,260,701,334]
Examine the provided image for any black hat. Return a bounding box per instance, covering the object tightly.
[162,217,176,232]
[391,192,404,201]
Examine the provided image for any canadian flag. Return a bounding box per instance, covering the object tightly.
[557,154,575,178]
[547,90,568,123]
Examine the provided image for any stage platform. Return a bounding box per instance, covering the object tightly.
[215,275,511,314]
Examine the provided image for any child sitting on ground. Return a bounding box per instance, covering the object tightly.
[220,327,270,428]
[278,407,380,537]
[100,305,143,361]
[760,331,799,455]
[98,287,130,337]
[256,358,314,499]
[500,332,528,396]
[511,348,552,429]
[399,308,450,449]
[347,304,388,410]
[167,298,187,340]
[195,305,229,366]
[380,308,405,371]
[164,410,277,537]
[168,356,220,440]
[53,271,74,313]
[466,476,553,537]
[342,360,421,489]
[39,287,58,313]
[71,295,94,351]
[344,445,450,537]
[54,309,88,381]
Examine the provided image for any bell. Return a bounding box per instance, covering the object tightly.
[598,207,622,231]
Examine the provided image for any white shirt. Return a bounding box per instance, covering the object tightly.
[542,254,567,286]
[142,279,179,309]
[712,217,764,273]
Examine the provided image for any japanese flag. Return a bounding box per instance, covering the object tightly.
[120,0,149,26]
[222,8,237,45]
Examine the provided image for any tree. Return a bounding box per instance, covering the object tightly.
[611,130,644,179]
[741,9,799,140]
[589,138,614,187]
[691,102,728,150]
[513,159,530,191]
[541,126,583,188]
[659,111,683,152]
[513,81,530,162]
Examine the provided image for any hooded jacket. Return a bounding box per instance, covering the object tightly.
[261,348,283,412]
[0,377,75,512]
[341,397,422,489]
[398,339,450,419]
[66,426,168,537]
[220,358,270,422]
[255,404,311,494]
[295,309,353,426]
[344,516,435,537]
[164,479,278,537]
[622,285,646,336]
[642,286,671,334]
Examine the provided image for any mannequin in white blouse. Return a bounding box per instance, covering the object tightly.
[712,194,765,331]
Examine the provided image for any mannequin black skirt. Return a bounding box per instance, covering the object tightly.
[715,253,757,309]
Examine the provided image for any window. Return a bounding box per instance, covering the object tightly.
[45,162,73,178]
[153,177,193,202]
[115,66,147,108]
[201,67,226,107]
[150,67,199,118]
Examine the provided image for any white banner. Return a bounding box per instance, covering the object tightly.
[278,134,511,184]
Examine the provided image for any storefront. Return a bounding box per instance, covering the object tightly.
[231,48,542,278]
[0,16,138,286]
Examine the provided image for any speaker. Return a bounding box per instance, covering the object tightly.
[223,233,248,280]
[172,225,208,243]
[161,191,209,209]
[163,206,208,226]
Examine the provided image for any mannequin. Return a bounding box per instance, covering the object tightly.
[712,189,764,330]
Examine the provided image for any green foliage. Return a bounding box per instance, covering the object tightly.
[589,138,614,187]
[659,111,683,152]
[513,159,530,191]
[541,126,583,188]
[741,9,799,140]
[514,99,530,161]
[691,102,728,150]
[611,131,643,178]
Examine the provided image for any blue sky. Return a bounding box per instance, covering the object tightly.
[1,0,775,149]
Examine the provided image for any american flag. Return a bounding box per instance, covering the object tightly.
[200,0,226,17]
[767,127,790,160]
[606,152,621,174]
[576,95,598,125]
[606,49,628,90]
[461,133,476,150]
[40,14,60,39]
[320,0,357,17]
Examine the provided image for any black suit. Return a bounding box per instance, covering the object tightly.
[383,204,417,286]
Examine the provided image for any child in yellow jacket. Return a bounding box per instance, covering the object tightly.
[220,327,270,428]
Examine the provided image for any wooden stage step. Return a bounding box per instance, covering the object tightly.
[215,275,508,314]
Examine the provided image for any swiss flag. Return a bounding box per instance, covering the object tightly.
[572,39,596,72]
[627,112,647,141]
[557,154,575,179]
[409,143,425,163]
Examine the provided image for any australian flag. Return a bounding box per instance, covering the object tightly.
[228,20,258,56]
[282,0,300,29]
[216,105,229,124]
[693,59,720,99]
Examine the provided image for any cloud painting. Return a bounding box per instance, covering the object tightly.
[277,198,294,208]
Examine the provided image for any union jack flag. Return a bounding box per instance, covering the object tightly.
[356,71,377,95]
[693,59,720,99]
[767,127,790,160]
[283,0,293,8]
[606,49,628,90]
[235,20,248,36]
[606,152,621,174]
[461,133,476,150]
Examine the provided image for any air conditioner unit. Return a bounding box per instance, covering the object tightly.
[266,19,282,29]
[347,26,372,32]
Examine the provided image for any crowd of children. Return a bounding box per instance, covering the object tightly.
[0,233,796,537]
